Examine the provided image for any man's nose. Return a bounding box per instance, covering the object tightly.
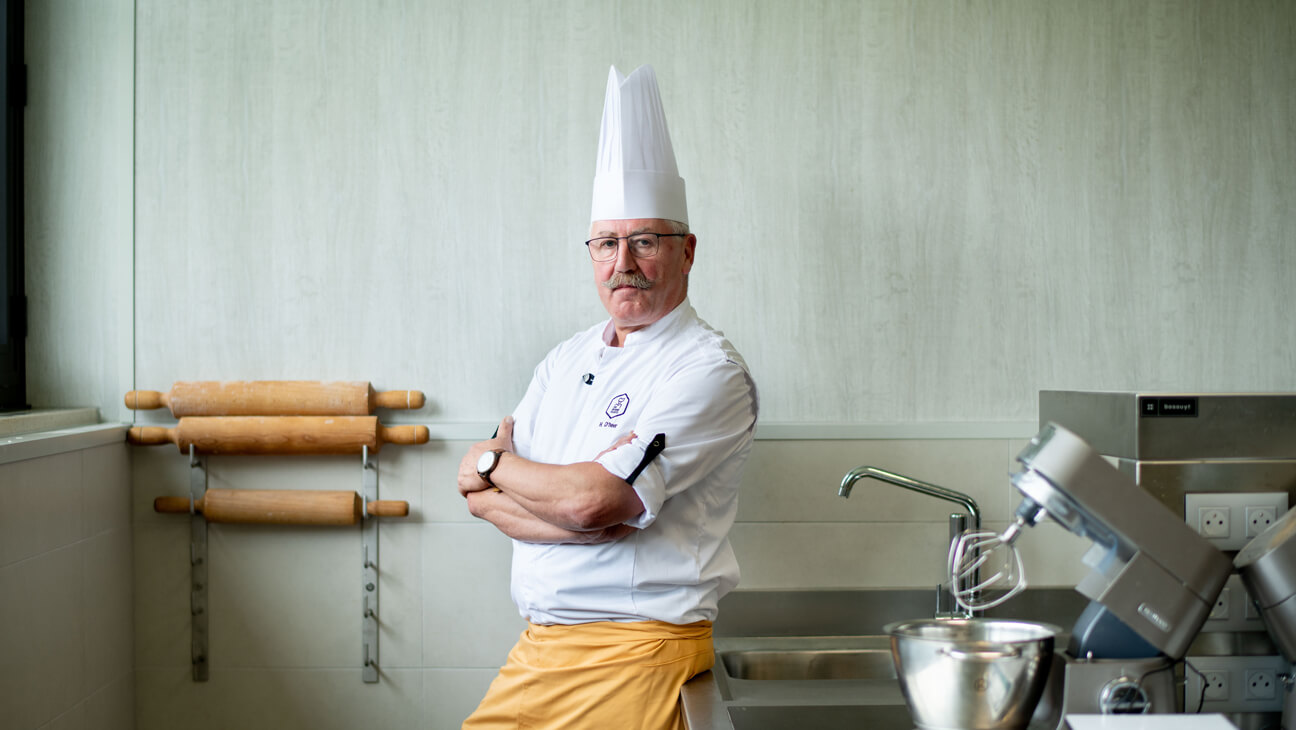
[613,239,639,271]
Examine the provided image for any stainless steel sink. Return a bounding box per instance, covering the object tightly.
[720,647,897,681]
[712,635,905,707]
[680,589,1089,730]
[681,636,909,730]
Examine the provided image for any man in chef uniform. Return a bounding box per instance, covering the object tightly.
[457,64,758,730]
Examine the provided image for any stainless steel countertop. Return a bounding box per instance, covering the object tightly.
[681,635,907,730]
[681,669,732,730]
[682,588,1086,730]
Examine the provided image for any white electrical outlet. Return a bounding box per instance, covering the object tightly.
[1185,492,1289,550]
[1201,575,1269,633]
[1246,669,1278,700]
[1208,587,1230,620]
[1187,655,1288,712]
[1198,507,1231,538]
[1202,670,1229,701]
[1247,506,1278,537]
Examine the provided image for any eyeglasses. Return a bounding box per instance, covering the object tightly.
[584,232,685,262]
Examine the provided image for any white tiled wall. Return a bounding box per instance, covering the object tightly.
[0,444,134,730]
[730,438,1091,590]
[126,433,1090,730]
[129,443,525,730]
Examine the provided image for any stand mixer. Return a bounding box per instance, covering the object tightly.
[1236,506,1296,729]
[957,423,1235,725]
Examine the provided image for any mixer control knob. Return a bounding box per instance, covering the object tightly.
[1099,677,1150,715]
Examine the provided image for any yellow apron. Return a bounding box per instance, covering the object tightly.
[463,620,714,730]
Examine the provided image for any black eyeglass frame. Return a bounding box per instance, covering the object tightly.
[583,232,687,262]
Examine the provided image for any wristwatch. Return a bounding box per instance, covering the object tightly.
[476,448,506,486]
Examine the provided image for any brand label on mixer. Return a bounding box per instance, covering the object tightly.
[1137,603,1171,632]
[1138,396,1198,418]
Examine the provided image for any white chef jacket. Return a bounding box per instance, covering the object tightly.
[507,299,758,625]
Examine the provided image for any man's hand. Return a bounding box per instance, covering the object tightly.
[458,420,645,532]
[458,416,515,497]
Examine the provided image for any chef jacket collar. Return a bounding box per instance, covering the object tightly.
[600,298,693,349]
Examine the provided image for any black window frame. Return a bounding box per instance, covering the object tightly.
[0,0,24,413]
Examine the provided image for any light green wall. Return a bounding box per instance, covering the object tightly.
[20,3,1296,728]
[128,0,1296,426]
[25,0,134,421]
[26,0,1296,425]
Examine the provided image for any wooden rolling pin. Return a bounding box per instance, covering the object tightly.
[154,489,408,525]
[124,381,425,416]
[127,416,430,455]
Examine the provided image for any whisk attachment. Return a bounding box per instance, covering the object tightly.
[948,517,1029,612]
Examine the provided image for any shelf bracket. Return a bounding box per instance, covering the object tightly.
[188,445,209,682]
[361,445,380,683]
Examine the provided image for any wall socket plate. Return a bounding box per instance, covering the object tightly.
[1201,574,1268,633]
[1184,492,1289,550]
[1185,655,1290,712]
[1247,505,1279,537]
[1201,670,1229,701]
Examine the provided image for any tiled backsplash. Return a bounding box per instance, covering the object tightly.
[0,423,1095,729]
[122,434,1091,729]
[0,442,134,730]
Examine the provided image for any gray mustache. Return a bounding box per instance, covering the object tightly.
[602,272,654,290]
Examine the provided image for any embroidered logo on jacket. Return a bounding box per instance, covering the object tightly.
[606,394,630,419]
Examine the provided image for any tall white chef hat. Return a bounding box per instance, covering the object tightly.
[590,65,688,225]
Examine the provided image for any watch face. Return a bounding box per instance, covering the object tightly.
[477,450,497,474]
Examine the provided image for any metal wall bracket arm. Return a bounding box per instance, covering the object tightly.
[189,445,209,682]
[361,445,380,683]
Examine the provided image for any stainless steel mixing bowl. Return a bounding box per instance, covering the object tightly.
[885,618,1061,730]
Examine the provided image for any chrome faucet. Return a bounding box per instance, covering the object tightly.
[839,466,981,616]
[838,466,981,529]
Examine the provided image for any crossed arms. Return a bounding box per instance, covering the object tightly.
[457,416,645,544]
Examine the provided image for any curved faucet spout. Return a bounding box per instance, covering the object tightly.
[838,466,981,531]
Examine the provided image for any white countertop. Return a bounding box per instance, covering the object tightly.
[1066,714,1237,730]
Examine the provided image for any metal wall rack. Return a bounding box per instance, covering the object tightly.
[184,444,387,684]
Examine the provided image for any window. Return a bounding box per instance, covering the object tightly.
[0,0,23,412]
